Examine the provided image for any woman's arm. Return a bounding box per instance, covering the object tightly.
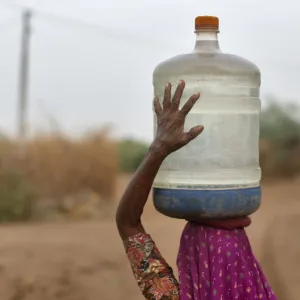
[115,148,165,239]
[116,80,203,240]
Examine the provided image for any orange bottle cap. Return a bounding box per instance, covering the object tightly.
[195,16,219,31]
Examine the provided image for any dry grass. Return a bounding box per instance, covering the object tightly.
[0,129,118,221]
[260,138,300,179]
[23,130,117,200]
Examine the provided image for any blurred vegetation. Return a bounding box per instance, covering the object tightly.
[0,129,117,222]
[0,169,36,222]
[0,98,298,222]
[260,98,300,143]
[260,97,300,178]
[117,139,148,173]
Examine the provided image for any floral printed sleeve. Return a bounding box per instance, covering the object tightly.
[124,233,180,300]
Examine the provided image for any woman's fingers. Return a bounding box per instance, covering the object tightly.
[153,96,162,116]
[162,82,171,110]
[171,80,185,110]
[181,93,200,116]
[161,80,200,114]
[183,125,204,144]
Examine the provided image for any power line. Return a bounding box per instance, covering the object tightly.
[34,10,177,50]
[0,1,177,50]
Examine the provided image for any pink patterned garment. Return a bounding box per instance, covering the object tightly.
[125,223,277,300]
[177,222,277,300]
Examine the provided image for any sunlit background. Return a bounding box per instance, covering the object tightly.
[0,0,299,299]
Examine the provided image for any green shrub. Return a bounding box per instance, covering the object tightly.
[260,100,300,143]
[118,139,149,173]
[0,169,36,222]
[260,99,300,177]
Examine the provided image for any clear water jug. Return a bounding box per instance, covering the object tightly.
[152,16,261,219]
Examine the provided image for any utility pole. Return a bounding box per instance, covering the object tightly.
[17,9,32,141]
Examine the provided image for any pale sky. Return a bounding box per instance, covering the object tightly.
[0,0,299,141]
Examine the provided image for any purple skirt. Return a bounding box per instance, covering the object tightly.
[177,223,277,299]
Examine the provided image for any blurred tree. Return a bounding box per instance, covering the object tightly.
[0,169,36,222]
[260,96,300,143]
[118,139,149,173]
[260,96,300,177]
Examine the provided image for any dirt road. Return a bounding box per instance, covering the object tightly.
[0,178,299,300]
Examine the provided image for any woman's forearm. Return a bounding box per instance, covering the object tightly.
[116,146,166,240]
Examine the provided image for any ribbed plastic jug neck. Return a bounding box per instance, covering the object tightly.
[194,31,221,53]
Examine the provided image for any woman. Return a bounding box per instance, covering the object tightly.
[116,80,277,299]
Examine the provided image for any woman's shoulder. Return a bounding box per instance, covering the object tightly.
[125,232,180,299]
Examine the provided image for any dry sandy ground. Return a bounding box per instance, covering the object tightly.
[0,177,299,300]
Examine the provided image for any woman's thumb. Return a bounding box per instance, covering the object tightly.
[186,125,204,142]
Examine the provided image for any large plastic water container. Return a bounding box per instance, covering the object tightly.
[152,16,261,219]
